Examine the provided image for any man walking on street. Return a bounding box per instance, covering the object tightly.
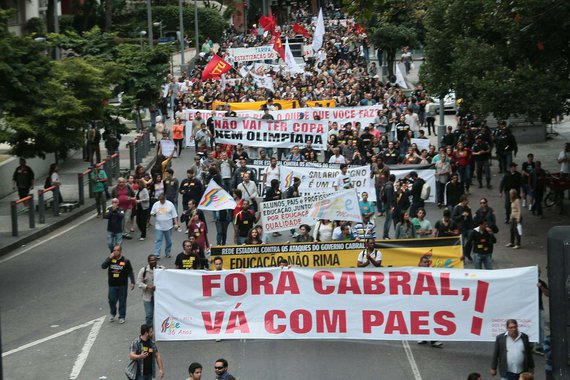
[128,324,165,379]
[90,165,108,217]
[490,319,534,379]
[150,194,179,259]
[137,254,162,327]
[104,198,125,252]
[102,245,135,324]
[499,162,522,224]
[12,158,35,201]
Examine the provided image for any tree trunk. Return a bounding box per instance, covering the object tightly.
[386,48,396,79]
[104,0,113,32]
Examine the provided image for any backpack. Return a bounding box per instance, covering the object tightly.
[420,182,431,200]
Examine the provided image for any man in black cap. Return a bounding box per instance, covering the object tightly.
[499,162,522,224]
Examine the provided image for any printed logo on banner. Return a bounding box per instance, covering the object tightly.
[160,316,192,336]
[283,171,307,187]
[200,188,230,207]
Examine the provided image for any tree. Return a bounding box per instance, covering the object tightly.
[421,0,570,121]
[346,0,426,78]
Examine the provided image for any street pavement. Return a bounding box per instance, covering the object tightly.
[1,110,567,379]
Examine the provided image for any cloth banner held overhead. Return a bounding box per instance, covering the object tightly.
[154,266,538,341]
[285,37,304,75]
[197,180,236,211]
[212,237,464,269]
[251,73,275,92]
[308,188,362,223]
[212,100,297,111]
[213,117,329,150]
[227,46,278,62]
[259,193,330,233]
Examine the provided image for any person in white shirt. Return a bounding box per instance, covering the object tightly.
[237,173,259,210]
[404,108,420,134]
[262,157,280,192]
[329,147,347,164]
[558,142,570,176]
[334,164,352,191]
[150,194,179,259]
[357,238,382,267]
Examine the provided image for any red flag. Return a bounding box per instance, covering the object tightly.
[272,32,285,60]
[355,23,365,35]
[292,23,311,38]
[259,11,277,32]
[201,54,232,81]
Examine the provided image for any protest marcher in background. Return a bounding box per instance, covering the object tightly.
[234,200,256,245]
[112,177,135,240]
[150,194,179,259]
[12,158,35,202]
[104,198,125,252]
[452,194,474,260]
[417,254,443,347]
[506,188,522,249]
[163,169,179,210]
[175,239,203,270]
[472,135,492,189]
[411,208,432,238]
[521,153,535,209]
[382,174,396,239]
[102,245,135,324]
[445,174,464,213]
[295,224,315,243]
[358,192,375,219]
[91,165,108,217]
[433,209,459,237]
[172,117,185,157]
[180,169,204,213]
[407,171,425,218]
[186,362,203,380]
[237,172,258,212]
[313,219,335,242]
[530,161,546,218]
[334,164,352,191]
[214,358,236,380]
[357,238,382,267]
[354,214,376,240]
[245,227,263,245]
[136,254,162,327]
[135,179,150,241]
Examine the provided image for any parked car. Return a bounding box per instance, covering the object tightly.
[431,91,457,113]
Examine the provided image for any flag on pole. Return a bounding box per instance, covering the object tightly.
[198,180,237,210]
[312,8,325,53]
[308,188,363,223]
[201,54,232,81]
[354,23,365,35]
[259,11,277,33]
[292,23,311,38]
[285,37,304,75]
[251,73,275,92]
[272,32,285,60]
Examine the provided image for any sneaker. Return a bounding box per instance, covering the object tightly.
[119,318,125,324]
[522,199,527,207]
[431,341,443,348]
[109,315,115,323]
[165,255,171,258]
[139,237,145,241]
[512,245,520,249]
[528,204,533,211]
[533,347,544,355]
[505,243,513,247]
[123,234,132,240]
[417,341,428,345]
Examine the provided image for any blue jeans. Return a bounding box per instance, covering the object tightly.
[473,253,493,269]
[383,205,392,238]
[499,151,513,173]
[108,286,127,319]
[458,165,471,189]
[107,231,123,252]
[154,228,173,258]
[144,297,154,327]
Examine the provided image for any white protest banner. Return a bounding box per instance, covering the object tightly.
[160,139,177,157]
[213,117,329,150]
[228,45,277,62]
[198,180,237,211]
[308,188,362,223]
[259,193,330,233]
[312,8,325,53]
[302,44,314,58]
[154,266,538,341]
[412,138,430,152]
[251,73,275,92]
[279,165,375,198]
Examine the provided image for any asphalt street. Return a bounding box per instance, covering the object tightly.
[2,113,564,379]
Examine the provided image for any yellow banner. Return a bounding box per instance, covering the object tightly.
[211,237,463,270]
[306,99,336,108]
[212,100,297,111]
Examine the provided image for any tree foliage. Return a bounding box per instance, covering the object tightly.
[421,0,570,121]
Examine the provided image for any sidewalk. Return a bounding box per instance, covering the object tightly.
[0,129,156,255]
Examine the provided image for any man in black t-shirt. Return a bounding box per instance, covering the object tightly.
[128,324,164,379]
[234,200,256,244]
[101,245,135,323]
[175,239,205,269]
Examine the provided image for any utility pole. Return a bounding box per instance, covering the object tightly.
[146,0,154,48]
[53,0,60,59]
[194,0,199,53]
[179,0,186,74]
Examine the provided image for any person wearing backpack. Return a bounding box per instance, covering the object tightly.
[136,254,163,327]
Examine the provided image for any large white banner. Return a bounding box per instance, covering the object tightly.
[213,117,329,150]
[154,266,539,341]
[391,167,437,203]
[279,164,376,198]
[309,189,362,223]
[228,46,277,62]
[259,193,330,233]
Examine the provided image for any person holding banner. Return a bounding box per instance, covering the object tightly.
[357,238,382,267]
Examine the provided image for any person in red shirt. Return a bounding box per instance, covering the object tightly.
[453,141,472,194]
[171,117,185,157]
[112,177,135,239]
[187,214,209,252]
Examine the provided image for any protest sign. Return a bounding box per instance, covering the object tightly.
[259,193,330,233]
[212,237,463,269]
[154,266,538,341]
[198,180,237,211]
[308,189,362,223]
[227,45,278,62]
[213,117,329,150]
[412,138,430,152]
[160,139,177,157]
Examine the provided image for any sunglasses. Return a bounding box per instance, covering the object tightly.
[214,366,224,370]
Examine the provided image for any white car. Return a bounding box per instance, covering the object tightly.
[431,92,457,113]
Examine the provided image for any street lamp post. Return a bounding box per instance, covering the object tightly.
[146,0,154,48]
[194,0,199,53]
[139,30,147,52]
[179,0,185,74]
[153,21,164,38]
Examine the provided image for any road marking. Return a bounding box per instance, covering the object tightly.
[0,213,97,265]
[402,340,422,380]
[69,316,105,379]
[2,315,105,358]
